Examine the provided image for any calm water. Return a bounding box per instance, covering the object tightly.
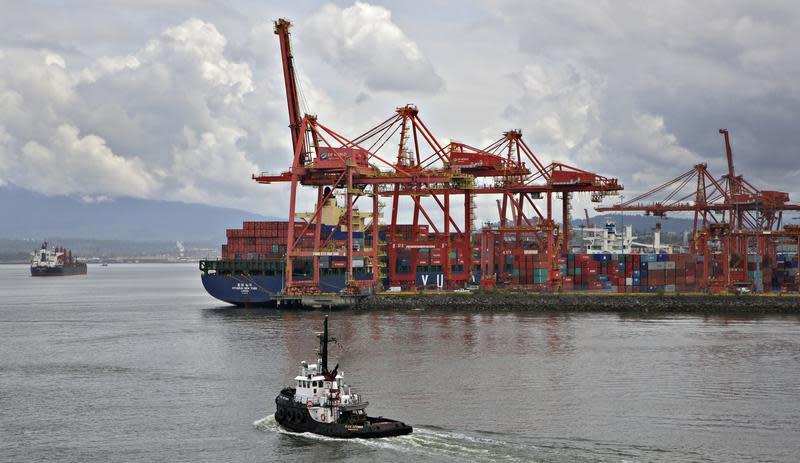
[1,263,799,462]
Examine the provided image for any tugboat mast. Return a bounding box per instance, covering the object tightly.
[318,316,336,377]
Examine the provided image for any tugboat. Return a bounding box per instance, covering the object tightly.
[274,316,413,438]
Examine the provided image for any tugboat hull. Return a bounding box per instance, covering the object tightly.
[275,395,412,438]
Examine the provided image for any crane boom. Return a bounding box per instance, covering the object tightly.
[274,19,303,155]
[719,129,736,194]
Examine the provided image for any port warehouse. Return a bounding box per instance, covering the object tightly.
[202,219,799,293]
[200,18,800,297]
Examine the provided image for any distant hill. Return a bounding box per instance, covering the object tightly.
[0,187,270,243]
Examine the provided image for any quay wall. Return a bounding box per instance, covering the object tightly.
[356,291,800,313]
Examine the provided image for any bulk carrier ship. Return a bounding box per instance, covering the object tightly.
[30,242,87,276]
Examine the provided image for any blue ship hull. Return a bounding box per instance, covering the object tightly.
[201,274,283,306]
[201,266,483,307]
[201,273,377,307]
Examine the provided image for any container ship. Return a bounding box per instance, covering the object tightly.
[199,18,800,305]
[200,212,799,306]
[30,242,88,276]
[201,196,378,306]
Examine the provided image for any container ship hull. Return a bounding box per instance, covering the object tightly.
[200,273,281,306]
[200,271,380,306]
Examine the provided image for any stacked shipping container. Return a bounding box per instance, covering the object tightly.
[222,221,291,260]
[216,221,798,292]
[559,253,699,293]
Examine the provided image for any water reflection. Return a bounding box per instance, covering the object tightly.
[197,307,800,462]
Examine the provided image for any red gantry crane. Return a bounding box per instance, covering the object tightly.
[257,18,622,294]
[596,129,800,292]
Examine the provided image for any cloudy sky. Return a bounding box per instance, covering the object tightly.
[1,0,798,223]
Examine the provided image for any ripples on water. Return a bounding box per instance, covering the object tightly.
[1,264,800,462]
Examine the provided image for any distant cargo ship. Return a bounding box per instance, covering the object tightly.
[30,242,87,276]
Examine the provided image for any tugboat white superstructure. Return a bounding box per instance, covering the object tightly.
[274,316,412,438]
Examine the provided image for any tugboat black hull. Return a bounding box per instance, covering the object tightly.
[275,395,412,438]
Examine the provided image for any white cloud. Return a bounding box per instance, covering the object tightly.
[0,18,277,212]
[304,2,443,93]
[504,59,607,168]
[1,1,798,225]
[18,124,157,197]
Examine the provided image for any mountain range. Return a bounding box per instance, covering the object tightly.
[0,187,270,243]
[0,187,699,244]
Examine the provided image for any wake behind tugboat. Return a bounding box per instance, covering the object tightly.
[273,316,412,438]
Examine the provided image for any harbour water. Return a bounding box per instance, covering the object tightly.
[1,263,799,462]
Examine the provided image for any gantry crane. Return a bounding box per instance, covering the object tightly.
[257,18,622,293]
[596,129,800,292]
